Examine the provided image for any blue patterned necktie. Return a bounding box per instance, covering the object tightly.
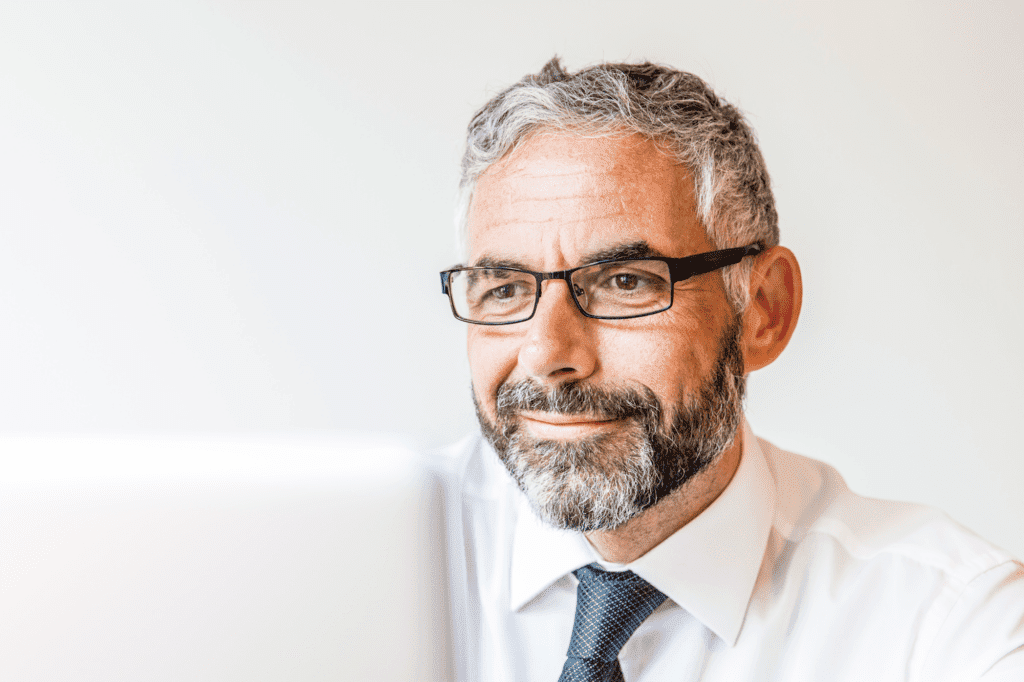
[558,563,668,682]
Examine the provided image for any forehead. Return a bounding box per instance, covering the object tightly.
[467,131,706,267]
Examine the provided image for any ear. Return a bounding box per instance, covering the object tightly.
[740,246,802,373]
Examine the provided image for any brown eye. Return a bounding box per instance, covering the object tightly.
[614,274,640,290]
[492,284,517,300]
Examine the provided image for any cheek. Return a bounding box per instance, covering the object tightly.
[466,328,520,408]
[600,333,703,397]
[597,311,717,401]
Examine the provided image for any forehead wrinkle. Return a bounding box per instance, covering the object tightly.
[468,133,704,267]
[484,209,631,228]
[506,192,619,203]
[475,151,681,222]
[475,188,632,229]
[496,193,628,215]
[496,166,677,191]
[493,166,604,180]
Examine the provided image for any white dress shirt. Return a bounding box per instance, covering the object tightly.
[435,420,1024,681]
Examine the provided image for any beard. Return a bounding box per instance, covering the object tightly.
[474,319,746,532]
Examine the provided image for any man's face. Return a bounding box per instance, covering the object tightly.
[466,132,745,531]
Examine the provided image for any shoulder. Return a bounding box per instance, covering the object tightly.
[757,436,1024,680]
[760,437,1017,580]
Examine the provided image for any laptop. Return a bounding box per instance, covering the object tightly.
[0,434,452,681]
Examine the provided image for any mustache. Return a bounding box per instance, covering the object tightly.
[494,379,663,424]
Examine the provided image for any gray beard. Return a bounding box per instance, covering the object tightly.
[474,320,746,532]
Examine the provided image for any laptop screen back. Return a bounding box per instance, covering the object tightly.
[0,435,452,682]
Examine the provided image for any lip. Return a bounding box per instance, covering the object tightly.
[519,413,619,438]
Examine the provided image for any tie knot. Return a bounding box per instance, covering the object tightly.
[565,563,668,665]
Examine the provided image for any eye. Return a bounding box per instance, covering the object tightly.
[490,283,520,300]
[598,271,651,292]
[612,273,641,291]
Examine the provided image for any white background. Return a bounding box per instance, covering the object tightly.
[0,1,1021,558]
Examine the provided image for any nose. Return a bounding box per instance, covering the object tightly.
[518,279,598,385]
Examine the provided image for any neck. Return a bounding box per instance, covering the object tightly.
[584,429,743,564]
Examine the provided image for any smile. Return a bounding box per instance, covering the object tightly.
[518,413,620,439]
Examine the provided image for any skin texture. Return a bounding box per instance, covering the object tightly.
[466,131,802,563]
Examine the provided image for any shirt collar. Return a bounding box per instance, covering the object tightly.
[508,419,776,646]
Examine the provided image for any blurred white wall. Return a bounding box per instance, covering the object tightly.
[0,1,1020,557]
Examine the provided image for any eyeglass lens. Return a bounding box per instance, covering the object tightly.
[448,259,673,323]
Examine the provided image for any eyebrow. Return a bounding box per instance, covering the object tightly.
[469,255,530,270]
[580,241,665,263]
[467,240,665,271]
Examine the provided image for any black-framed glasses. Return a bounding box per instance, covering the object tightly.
[440,243,763,325]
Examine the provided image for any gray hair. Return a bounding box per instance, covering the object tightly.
[457,57,779,312]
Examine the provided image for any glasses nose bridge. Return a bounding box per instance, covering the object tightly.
[539,268,580,292]
[535,269,584,310]
[537,269,573,284]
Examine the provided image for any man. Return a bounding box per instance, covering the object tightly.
[436,58,1024,681]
